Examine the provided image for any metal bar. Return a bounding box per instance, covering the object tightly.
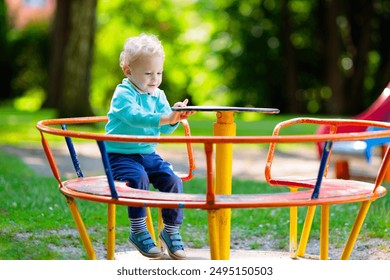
[106,203,116,260]
[158,208,163,248]
[289,188,298,257]
[66,196,96,259]
[207,210,220,260]
[341,201,372,260]
[214,111,236,260]
[96,141,118,199]
[312,141,333,199]
[146,207,156,242]
[320,205,330,260]
[374,145,390,191]
[40,132,61,183]
[61,124,84,178]
[296,206,316,257]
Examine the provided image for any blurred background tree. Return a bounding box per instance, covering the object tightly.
[1,0,50,111]
[1,0,389,117]
[45,0,96,117]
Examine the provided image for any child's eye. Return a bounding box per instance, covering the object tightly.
[145,72,152,75]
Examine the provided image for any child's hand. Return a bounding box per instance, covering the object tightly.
[161,99,195,125]
[172,99,195,122]
[173,98,189,108]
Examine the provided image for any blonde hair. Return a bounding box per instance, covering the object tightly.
[119,33,165,67]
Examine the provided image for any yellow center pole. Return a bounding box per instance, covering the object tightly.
[213,111,236,260]
[146,207,156,242]
[208,210,220,260]
[158,208,163,247]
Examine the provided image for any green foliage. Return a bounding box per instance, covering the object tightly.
[93,0,232,115]
[2,0,389,116]
[1,23,50,103]
[91,0,390,116]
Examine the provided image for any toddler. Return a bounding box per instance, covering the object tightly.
[105,33,194,259]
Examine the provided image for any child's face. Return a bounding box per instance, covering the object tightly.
[126,54,164,94]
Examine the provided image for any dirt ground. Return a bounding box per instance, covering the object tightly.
[2,143,389,260]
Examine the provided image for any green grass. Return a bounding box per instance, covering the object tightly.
[0,107,56,146]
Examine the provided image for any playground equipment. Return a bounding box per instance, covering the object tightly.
[316,84,390,180]
[36,115,389,260]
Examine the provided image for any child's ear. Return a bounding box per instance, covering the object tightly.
[122,65,131,76]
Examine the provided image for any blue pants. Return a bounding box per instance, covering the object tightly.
[108,152,183,226]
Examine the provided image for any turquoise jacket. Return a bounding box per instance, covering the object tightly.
[105,78,179,154]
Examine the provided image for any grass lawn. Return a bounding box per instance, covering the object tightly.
[0,107,388,259]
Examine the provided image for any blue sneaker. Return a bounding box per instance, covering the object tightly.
[128,231,162,259]
[159,229,186,260]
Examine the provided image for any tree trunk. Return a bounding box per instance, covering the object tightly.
[346,0,373,115]
[380,47,390,89]
[45,0,69,109]
[376,2,390,93]
[323,0,344,115]
[46,0,96,117]
[281,0,300,113]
